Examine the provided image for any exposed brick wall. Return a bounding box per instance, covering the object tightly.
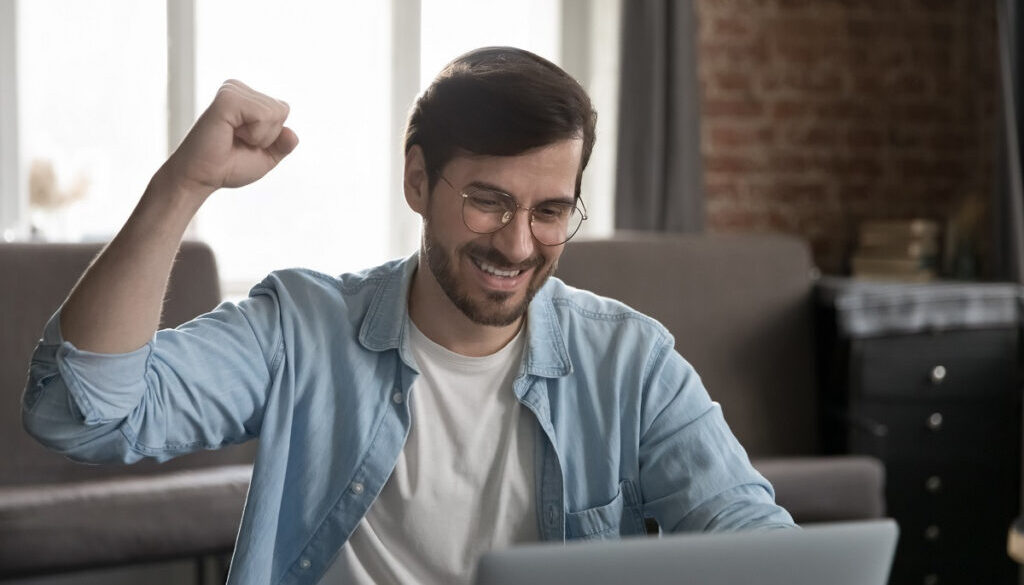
[696,0,998,275]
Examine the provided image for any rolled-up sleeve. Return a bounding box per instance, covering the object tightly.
[638,342,796,532]
[22,285,283,464]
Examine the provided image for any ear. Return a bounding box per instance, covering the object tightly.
[404,145,429,215]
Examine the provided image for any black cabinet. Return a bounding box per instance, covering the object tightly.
[816,278,1022,585]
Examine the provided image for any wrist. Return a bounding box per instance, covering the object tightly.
[151,160,216,210]
[131,169,208,240]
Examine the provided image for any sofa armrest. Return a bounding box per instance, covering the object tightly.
[0,464,252,577]
[752,455,886,524]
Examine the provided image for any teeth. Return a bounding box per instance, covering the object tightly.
[476,259,521,278]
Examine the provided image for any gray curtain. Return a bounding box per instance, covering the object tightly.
[615,0,704,232]
[995,0,1024,283]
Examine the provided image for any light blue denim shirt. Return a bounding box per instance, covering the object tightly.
[22,254,794,585]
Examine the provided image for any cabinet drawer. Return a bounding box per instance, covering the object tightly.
[895,514,1014,562]
[883,458,1019,518]
[887,462,1019,585]
[891,553,1018,585]
[848,400,1018,460]
[851,329,1017,399]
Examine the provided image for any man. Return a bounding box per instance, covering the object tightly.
[23,47,793,585]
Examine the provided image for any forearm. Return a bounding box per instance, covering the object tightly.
[58,80,295,354]
[59,167,207,353]
[668,484,796,532]
[640,348,796,533]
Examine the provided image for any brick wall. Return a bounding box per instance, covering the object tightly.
[696,0,998,274]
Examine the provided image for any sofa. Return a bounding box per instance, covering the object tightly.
[555,231,885,524]
[1,241,255,579]
[2,232,881,581]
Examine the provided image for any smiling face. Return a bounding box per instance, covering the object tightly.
[406,139,583,329]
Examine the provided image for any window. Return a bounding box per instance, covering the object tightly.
[420,0,561,91]
[15,0,167,241]
[194,1,392,291]
[3,0,618,295]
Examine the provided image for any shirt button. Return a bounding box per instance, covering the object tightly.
[299,558,311,570]
[350,481,365,495]
[392,392,404,404]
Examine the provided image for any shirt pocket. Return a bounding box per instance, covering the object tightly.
[565,479,647,540]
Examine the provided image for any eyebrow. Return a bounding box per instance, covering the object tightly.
[465,180,576,206]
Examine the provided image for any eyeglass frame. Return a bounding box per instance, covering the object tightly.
[438,174,588,246]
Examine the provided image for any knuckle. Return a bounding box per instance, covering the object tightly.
[221,78,248,91]
[214,85,240,106]
[217,79,240,96]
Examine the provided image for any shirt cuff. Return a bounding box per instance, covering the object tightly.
[44,309,153,425]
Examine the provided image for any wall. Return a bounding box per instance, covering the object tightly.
[696,0,998,274]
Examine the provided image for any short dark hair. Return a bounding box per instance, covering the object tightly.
[404,46,597,198]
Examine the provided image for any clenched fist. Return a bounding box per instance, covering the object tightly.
[160,80,299,200]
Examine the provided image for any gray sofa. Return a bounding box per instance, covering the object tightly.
[1,241,254,579]
[3,233,880,581]
[556,231,885,524]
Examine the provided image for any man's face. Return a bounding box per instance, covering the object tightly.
[419,139,583,327]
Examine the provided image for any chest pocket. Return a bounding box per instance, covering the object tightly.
[565,480,647,540]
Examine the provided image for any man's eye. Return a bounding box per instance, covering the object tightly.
[469,193,506,210]
[535,204,567,220]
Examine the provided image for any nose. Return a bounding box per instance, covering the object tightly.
[491,207,536,264]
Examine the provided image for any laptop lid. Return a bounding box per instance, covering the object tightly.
[474,519,898,585]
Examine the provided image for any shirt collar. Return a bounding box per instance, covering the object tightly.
[358,253,572,379]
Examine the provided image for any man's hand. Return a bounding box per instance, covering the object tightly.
[159,79,299,201]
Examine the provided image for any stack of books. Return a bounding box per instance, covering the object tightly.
[850,219,941,282]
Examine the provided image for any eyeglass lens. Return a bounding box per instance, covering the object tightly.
[462,189,583,245]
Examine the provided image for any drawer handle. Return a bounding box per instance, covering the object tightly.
[926,412,944,431]
[924,524,941,541]
[925,475,942,493]
[930,365,946,385]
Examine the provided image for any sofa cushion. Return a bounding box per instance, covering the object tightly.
[0,464,252,577]
[1,241,256,487]
[556,232,819,456]
[753,456,885,523]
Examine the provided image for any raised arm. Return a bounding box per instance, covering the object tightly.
[60,80,298,353]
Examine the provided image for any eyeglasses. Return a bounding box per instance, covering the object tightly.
[439,175,588,246]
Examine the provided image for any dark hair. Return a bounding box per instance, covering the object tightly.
[404,46,597,198]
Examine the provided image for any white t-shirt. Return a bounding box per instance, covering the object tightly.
[318,319,538,584]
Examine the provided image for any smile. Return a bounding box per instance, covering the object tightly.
[472,257,523,278]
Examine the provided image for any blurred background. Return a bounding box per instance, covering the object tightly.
[1,0,1009,294]
[0,0,620,299]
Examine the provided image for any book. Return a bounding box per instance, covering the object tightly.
[850,270,936,283]
[851,218,943,282]
[851,255,938,274]
[856,238,939,260]
[858,219,941,248]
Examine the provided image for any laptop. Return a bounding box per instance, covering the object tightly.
[474,519,898,585]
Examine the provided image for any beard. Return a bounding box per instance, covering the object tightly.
[422,224,556,327]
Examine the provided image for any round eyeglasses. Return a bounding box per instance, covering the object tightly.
[439,175,588,246]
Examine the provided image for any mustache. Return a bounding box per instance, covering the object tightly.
[462,244,544,272]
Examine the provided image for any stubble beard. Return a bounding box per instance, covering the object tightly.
[422,225,555,327]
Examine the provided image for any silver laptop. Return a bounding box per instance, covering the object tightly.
[474,519,898,585]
